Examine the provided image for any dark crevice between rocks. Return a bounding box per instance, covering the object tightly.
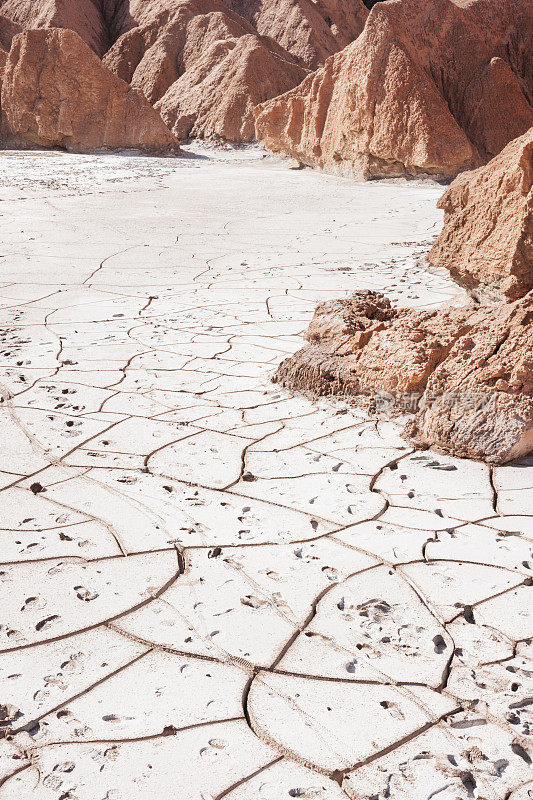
[94,0,138,54]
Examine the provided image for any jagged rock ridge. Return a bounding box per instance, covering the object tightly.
[0,0,368,142]
[102,0,309,141]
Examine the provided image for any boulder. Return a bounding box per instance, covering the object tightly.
[407,294,533,464]
[0,28,179,153]
[429,128,533,302]
[255,0,533,178]
[274,291,533,464]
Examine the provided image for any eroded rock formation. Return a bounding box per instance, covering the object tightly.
[102,0,309,141]
[0,28,179,153]
[0,0,112,55]
[274,291,533,464]
[221,0,368,69]
[429,127,533,302]
[255,0,533,178]
[155,30,308,141]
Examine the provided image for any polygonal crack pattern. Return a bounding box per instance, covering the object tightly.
[0,148,531,799]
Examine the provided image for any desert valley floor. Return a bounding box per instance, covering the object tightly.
[0,147,532,800]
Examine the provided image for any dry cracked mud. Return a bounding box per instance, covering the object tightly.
[0,145,531,800]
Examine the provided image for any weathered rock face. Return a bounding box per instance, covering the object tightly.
[102,0,308,141]
[255,0,533,178]
[0,0,112,55]
[0,28,179,153]
[154,27,308,141]
[103,0,243,105]
[0,0,364,143]
[0,46,7,81]
[222,0,368,69]
[274,291,533,464]
[0,13,20,51]
[407,295,533,464]
[429,128,533,303]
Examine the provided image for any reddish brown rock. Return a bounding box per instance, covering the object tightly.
[0,46,7,83]
[155,25,308,141]
[222,0,368,69]
[429,128,533,303]
[0,0,111,55]
[0,0,362,143]
[0,13,21,51]
[0,28,179,153]
[255,0,533,178]
[103,0,308,141]
[407,294,533,464]
[274,291,533,464]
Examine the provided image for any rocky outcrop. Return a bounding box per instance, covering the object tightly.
[407,295,533,464]
[274,291,533,464]
[154,26,308,140]
[222,0,368,69]
[429,128,533,303]
[102,0,308,141]
[0,0,368,70]
[255,0,533,178]
[0,0,112,55]
[103,0,255,104]
[0,0,363,143]
[0,28,179,153]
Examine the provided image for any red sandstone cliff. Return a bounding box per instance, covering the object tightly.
[102,0,308,141]
[221,0,368,69]
[0,0,111,55]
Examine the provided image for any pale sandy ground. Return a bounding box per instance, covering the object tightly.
[0,146,531,800]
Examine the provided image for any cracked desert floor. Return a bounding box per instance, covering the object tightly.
[0,146,532,800]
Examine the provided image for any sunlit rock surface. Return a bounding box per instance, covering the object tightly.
[274,289,533,464]
[255,0,533,178]
[429,126,533,302]
[0,28,179,153]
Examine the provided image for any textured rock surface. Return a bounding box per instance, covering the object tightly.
[0,28,179,153]
[102,0,308,141]
[408,293,533,464]
[156,31,307,141]
[222,0,368,69]
[255,0,533,178]
[0,0,111,55]
[0,0,363,143]
[429,128,533,302]
[0,13,20,51]
[274,290,533,464]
